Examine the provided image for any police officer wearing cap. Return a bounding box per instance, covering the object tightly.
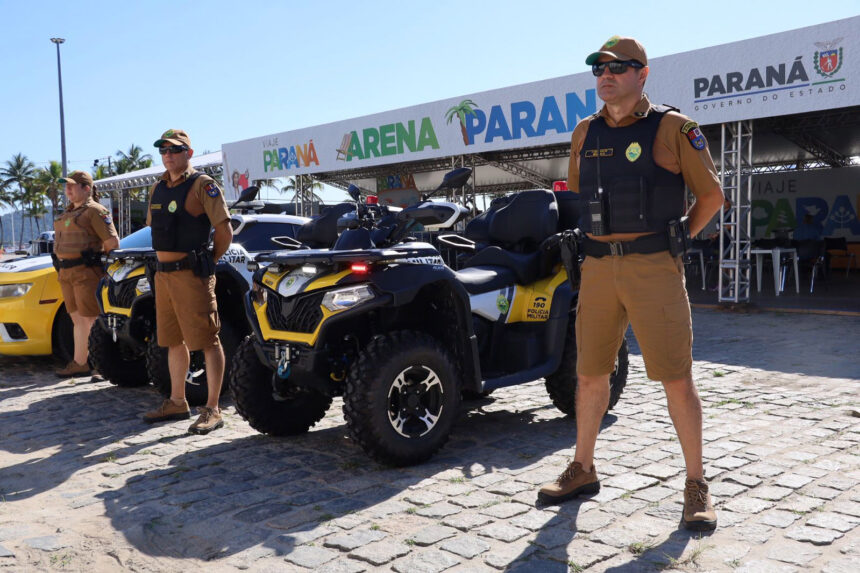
[537,37,724,531]
[53,170,119,377]
[142,129,233,434]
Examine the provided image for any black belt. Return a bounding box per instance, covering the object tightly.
[57,257,86,269]
[582,233,670,258]
[155,258,193,272]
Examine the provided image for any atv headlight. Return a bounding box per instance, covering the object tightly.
[251,282,268,305]
[135,277,151,294]
[109,262,143,282]
[0,283,32,299]
[321,284,375,312]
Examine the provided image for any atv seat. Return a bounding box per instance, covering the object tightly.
[464,248,542,286]
[297,203,355,248]
[454,265,518,295]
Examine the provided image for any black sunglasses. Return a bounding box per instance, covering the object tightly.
[159,145,188,155]
[592,60,644,77]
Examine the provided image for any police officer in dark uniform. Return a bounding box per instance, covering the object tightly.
[53,170,119,377]
[141,129,233,434]
[537,37,724,531]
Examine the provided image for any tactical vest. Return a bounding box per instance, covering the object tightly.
[149,173,211,252]
[578,106,686,234]
[53,199,104,257]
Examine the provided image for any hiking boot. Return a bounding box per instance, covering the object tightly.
[682,478,717,531]
[188,407,223,435]
[55,360,91,378]
[537,461,600,505]
[142,398,191,424]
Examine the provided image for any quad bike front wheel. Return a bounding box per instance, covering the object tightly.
[343,330,462,466]
[545,322,629,417]
[88,320,148,387]
[230,335,332,435]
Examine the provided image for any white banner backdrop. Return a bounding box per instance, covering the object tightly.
[222,16,859,198]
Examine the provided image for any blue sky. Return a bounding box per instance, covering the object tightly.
[1,0,858,203]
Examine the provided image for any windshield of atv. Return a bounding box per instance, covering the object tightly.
[119,227,152,249]
[232,221,302,251]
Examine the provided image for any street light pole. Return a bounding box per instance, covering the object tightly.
[50,38,67,178]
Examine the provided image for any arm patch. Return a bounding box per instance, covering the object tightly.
[681,121,706,150]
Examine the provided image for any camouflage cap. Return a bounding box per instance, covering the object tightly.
[153,128,191,148]
[59,170,94,187]
[586,36,648,66]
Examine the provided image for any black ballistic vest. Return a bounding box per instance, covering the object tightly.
[578,106,685,234]
[150,173,211,252]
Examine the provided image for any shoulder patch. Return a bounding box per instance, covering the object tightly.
[103,214,113,226]
[205,182,220,198]
[681,121,706,151]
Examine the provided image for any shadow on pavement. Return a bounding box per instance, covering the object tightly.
[98,400,619,563]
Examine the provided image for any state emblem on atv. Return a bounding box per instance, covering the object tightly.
[230,169,628,466]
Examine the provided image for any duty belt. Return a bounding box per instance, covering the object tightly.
[56,257,86,269]
[155,258,194,272]
[582,233,670,258]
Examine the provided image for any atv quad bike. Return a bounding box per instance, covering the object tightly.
[230,169,628,466]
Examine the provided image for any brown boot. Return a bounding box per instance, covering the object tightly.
[55,360,91,378]
[682,478,717,531]
[537,461,600,505]
[142,398,191,424]
[188,407,223,435]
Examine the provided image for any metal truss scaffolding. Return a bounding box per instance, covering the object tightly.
[718,121,753,303]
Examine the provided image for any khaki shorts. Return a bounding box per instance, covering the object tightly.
[575,251,693,381]
[154,270,220,351]
[58,265,104,317]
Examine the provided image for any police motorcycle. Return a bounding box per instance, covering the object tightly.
[88,186,308,404]
[230,168,629,466]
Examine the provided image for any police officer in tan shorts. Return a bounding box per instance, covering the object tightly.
[537,37,724,531]
[141,129,233,434]
[53,171,119,377]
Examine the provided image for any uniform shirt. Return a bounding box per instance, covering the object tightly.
[53,197,118,257]
[145,167,230,228]
[567,95,720,200]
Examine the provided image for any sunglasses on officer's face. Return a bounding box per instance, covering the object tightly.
[159,145,188,155]
[592,60,645,77]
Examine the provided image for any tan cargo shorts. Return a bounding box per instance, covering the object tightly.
[154,270,220,351]
[575,251,693,381]
[58,265,103,317]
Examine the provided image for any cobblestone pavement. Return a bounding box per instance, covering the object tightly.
[1,308,858,572]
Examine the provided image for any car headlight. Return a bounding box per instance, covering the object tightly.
[135,277,151,294]
[0,283,32,299]
[321,284,375,312]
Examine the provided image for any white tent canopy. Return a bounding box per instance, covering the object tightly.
[93,151,223,193]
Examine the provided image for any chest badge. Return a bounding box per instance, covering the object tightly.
[496,293,510,315]
[625,142,642,162]
[64,219,71,227]
[168,200,178,213]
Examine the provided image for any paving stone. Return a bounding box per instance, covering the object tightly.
[779,495,826,514]
[233,502,293,523]
[630,485,675,502]
[709,480,748,498]
[391,549,460,573]
[833,500,860,518]
[729,523,774,545]
[602,473,659,491]
[0,545,13,558]
[751,486,795,501]
[819,476,860,491]
[284,545,339,568]
[482,540,538,569]
[822,557,860,573]
[474,522,530,543]
[478,502,530,519]
[573,509,615,533]
[509,509,558,531]
[440,535,490,559]
[637,463,682,480]
[563,538,620,569]
[22,536,70,551]
[589,525,651,548]
[734,559,799,572]
[409,525,458,547]
[415,502,462,518]
[403,491,444,506]
[723,496,775,514]
[349,540,411,566]
[712,456,753,470]
[441,513,494,532]
[747,463,789,478]
[315,560,368,573]
[324,529,387,551]
[785,525,844,545]
[805,485,843,500]
[806,511,860,533]
[589,486,626,503]
[767,541,822,565]
[759,509,802,528]
[449,491,503,509]
[486,481,531,495]
[776,473,815,489]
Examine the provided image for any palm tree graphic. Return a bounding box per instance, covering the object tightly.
[445,99,480,146]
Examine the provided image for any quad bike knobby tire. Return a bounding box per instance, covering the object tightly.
[88,321,148,386]
[147,318,239,406]
[545,322,629,417]
[343,330,462,466]
[230,335,332,435]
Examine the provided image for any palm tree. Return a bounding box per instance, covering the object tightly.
[445,99,480,146]
[0,154,37,248]
[35,161,63,214]
[0,180,13,248]
[114,144,153,174]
